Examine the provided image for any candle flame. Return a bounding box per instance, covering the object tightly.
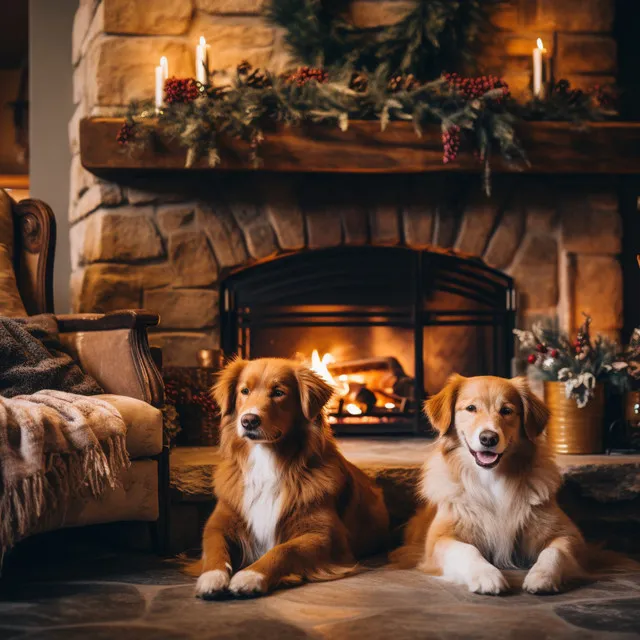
[199,36,207,46]
[160,56,167,65]
[537,38,544,50]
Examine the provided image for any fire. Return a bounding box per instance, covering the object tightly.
[310,350,349,396]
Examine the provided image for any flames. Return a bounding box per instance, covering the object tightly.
[310,350,349,396]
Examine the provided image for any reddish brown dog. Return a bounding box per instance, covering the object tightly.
[192,357,389,599]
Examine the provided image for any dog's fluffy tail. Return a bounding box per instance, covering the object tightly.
[389,543,423,569]
[583,544,640,577]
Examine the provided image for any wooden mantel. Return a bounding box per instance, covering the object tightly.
[80,118,640,175]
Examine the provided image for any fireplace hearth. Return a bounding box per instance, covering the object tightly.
[220,245,516,434]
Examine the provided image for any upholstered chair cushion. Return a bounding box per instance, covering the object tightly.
[96,394,164,458]
[0,189,27,317]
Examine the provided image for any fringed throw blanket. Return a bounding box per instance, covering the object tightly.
[0,315,129,558]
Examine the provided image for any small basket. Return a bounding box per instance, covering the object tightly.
[543,381,605,454]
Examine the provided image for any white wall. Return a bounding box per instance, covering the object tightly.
[29,0,76,313]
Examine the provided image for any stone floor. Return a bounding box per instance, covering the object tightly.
[1,547,640,639]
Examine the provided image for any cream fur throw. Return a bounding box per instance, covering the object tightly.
[0,390,128,557]
[0,314,130,559]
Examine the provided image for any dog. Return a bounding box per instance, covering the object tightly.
[393,374,589,595]
[192,357,389,599]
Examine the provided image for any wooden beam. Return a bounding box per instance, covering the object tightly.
[80,118,640,175]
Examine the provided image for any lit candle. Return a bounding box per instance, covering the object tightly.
[196,36,209,85]
[155,56,168,113]
[532,38,546,99]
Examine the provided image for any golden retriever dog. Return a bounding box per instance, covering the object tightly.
[192,357,389,599]
[393,374,588,595]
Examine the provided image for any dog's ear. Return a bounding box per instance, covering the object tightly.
[510,376,550,441]
[212,358,247,416]
[295,366,334,422]
[424,374,466,436]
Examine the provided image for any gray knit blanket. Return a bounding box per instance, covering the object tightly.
[0,315,129,557]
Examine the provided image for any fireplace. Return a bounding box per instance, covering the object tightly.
[220,245,515,434]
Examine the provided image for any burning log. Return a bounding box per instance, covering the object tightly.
[328,356,416,401]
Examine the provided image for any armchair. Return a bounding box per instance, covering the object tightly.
[7,195,169,552]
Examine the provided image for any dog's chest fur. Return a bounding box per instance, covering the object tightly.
[241,444,283,562]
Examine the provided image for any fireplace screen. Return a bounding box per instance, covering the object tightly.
[220,246,516,435]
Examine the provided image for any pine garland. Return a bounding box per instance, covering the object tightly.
[121,66,615,195]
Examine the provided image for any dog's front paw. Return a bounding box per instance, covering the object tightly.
[228,569,267,598]
[523,568,561,594]
[195,569,230,600]
[466,565,509,595]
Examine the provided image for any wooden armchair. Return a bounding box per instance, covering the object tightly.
[9,197,169,552]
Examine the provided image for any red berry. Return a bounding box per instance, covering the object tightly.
[535,343,546,353]
[575,346,582,354]
[550,349,559,358]
[527,354,537,365]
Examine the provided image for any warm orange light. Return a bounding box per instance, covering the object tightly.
[345,403,363,416]
[537,38,545,51]
[310,350,349,396]
[384,402,395,410]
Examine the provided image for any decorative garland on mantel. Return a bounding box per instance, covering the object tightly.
[119,0,617,194]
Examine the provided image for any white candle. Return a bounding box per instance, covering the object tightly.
[155,56,168,113]
[533,38,546,98]
[196,36,209,85]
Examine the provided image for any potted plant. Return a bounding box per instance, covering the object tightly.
[513,314,628,454]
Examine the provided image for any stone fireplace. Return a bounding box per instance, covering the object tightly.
[69,0,623,378]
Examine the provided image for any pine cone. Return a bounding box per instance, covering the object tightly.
[237,60,253,76]
[350,72,368,92]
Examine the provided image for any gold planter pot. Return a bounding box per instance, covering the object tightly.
[543,381,605,454]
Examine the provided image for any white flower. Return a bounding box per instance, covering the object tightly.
[564,372,596,408]
[542,357,555,370]
[513,329,537,350]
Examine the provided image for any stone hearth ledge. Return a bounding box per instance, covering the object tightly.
[170,439,640,530]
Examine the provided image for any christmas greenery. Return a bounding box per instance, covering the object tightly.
[120,64,615,195]
[265,0,505,80]
[513,315,628,408]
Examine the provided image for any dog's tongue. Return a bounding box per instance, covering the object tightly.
[476,451,499,465]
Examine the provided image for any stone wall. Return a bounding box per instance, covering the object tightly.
[68,0,623,367]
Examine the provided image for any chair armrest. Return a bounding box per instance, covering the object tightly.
[57,310,164,408]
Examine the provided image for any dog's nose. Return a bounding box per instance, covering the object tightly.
[241,413,262,431]
[479,430,499,448]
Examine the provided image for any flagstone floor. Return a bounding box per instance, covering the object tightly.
[1,549,639,639]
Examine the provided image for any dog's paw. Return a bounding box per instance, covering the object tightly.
[228,569,267,598]
[466,565,509,595]
[523,568,562,594]
[195,569,230,600]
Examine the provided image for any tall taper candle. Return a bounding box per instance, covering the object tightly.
[533,38,546,98]
[155,56,168,113]
[196,36,209,85]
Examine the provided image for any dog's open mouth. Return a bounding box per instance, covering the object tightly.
[469,448,503,469]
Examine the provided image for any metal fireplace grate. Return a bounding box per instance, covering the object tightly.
[220,246,516,435]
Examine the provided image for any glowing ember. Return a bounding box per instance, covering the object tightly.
[310,350,349,396]
[384,402,396,410]
[345,403,363,416]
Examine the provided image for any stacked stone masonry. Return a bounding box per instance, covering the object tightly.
[69,0,622,366]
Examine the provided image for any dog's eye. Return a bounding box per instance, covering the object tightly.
[240,387,250,396]
[465,405,476,413]
[500,406,514,416]
[272,389,285,398]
